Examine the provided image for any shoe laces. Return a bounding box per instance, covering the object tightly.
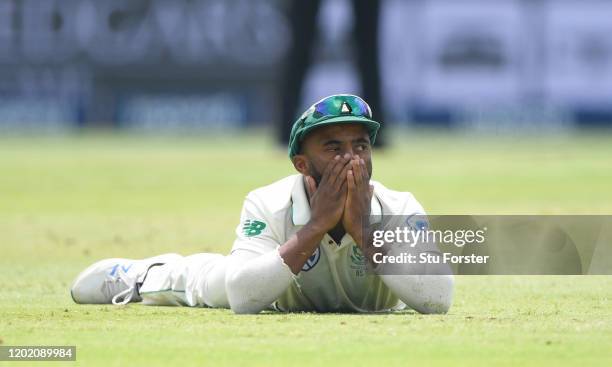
[102,271,137,305]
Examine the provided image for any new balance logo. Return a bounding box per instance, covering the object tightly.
[243,220,266,237]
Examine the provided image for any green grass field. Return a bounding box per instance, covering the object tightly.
[1,130,611,366]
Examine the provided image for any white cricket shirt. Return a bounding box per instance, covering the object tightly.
[230,174,427,312]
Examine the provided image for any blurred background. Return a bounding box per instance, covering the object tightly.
[2,3,611,363]
[1,0,612,136]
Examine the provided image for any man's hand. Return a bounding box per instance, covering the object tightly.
[279,154,351,274]
[305,154,352,233]
[342,155,373,248]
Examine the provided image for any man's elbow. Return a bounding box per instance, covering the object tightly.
[225,270,266,314]
[225,250,295,314]
[230,302,263,315]
[415,275,455,315]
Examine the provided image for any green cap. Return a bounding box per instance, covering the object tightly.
[288,94,380,159]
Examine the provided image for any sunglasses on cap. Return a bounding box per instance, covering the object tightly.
[302,94,373,122]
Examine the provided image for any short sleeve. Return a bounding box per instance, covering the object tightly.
[230,194,281,255]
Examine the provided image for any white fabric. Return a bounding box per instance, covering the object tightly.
[225,249,296,314]
[380,274,454,314]
[139,174,454,314]
[139,253,227,307]
[139,250,295,313]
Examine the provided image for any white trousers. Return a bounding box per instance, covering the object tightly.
[138,253,230,308]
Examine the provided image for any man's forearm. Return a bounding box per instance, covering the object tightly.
[380,274,454,314]
[225,222,328,314]
[225,249,295,314]
[358,230,455,314]
[279,222,327,274]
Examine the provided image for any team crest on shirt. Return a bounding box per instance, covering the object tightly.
[405,215,429,231]
[302,247,320,271]
[349,245,366,276]
[350,245,365,266]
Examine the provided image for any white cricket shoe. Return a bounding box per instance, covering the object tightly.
[70,253,182,305]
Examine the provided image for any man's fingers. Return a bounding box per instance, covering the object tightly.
[322,154,349,186]
[352,157,363,187]
[356,158,370,193]
[335,159,352,190]
[320,155,341,186]
[347,169,356,192]
[329,153,351,187]
[339,179,348,203]
[361,158,369,181]
[340,179,348,193]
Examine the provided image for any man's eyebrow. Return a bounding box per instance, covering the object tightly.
[353,137,370,144]
[321,139,342,146]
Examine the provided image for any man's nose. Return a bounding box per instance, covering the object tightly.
[341,151,354,159]
[341,148,356,158]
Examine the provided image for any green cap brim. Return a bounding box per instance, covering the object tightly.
[289,116,380,158]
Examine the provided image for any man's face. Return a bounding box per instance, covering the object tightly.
[294,123,373,185]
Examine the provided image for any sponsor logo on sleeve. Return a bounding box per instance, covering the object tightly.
[243,219,266,237]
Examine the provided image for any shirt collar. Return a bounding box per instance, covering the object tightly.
[291,175,382,226]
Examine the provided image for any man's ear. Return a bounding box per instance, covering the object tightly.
[291,155,310,176]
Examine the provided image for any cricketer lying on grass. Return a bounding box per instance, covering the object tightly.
[71,94,454,314]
